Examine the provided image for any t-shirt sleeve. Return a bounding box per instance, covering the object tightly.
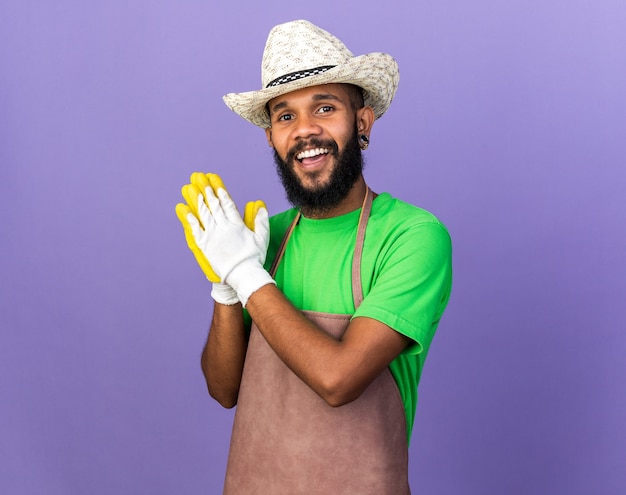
[353,221,452,355]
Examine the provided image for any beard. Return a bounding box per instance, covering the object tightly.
[272,125,363,216]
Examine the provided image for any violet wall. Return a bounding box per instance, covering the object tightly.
[1,1,624,494]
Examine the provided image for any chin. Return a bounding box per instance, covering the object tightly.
[298,174,334,192]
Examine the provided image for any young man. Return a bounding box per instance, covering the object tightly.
[176,20,452,495]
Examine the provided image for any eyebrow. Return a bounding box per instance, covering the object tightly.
[269,93,344,115]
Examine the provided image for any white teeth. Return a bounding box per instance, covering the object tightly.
[296,148,329,160]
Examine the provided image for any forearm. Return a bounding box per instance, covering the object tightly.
[201,301,248,408]
[246,284,388,407]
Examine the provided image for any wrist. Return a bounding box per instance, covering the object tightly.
[211,282,240,306]
[226,262,275,307]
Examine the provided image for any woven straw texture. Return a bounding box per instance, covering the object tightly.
[223,20,399,128]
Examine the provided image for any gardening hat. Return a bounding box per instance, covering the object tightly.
[223,20,399,128]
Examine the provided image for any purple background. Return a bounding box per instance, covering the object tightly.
[2,1,625,494]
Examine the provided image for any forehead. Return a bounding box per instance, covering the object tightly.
[267,83,351,110]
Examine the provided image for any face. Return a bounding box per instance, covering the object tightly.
[265,84,374,215]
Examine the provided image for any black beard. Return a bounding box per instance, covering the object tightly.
[272,125,363,216]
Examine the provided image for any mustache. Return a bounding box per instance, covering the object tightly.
[285,139,339,163]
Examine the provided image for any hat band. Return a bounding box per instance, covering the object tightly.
[266,65,336,88]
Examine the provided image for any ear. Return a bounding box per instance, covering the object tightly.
[265,127,274,148]
[356,106,375,137]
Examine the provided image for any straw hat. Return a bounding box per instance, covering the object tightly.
[223,20,399,128]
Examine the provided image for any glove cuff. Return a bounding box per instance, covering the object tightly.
[226,263,276,307]
[211,282,240,306]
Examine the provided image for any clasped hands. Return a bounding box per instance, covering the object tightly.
[175,172,275,306]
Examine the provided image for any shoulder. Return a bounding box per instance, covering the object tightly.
[370,192,451,242]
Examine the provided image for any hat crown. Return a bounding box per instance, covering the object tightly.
[223,20,399,128]
[261,20,354,88]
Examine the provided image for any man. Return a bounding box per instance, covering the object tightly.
[176,20,452,495]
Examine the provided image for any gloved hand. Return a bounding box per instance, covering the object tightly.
[212,199,270,304]
[175,172,274,306]
[206,198,269,305]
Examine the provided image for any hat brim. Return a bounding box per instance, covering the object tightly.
[223,52,399,128]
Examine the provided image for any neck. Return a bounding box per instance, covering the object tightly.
[301,176,368,219]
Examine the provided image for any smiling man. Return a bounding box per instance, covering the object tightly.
[268,83,373,218]
[176,20,452,495]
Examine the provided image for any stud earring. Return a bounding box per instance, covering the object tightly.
[359,134,369,150]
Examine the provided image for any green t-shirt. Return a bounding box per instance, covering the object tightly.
[250,192,452,443]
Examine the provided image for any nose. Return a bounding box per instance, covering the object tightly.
[293,113,322,140]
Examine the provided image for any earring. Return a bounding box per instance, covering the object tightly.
[359,134,369,150]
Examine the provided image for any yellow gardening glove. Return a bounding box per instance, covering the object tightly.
[175,173,269,304]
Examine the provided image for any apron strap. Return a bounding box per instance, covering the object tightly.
[351,187,373,309]
[269,211,301,277]
[269,186,374,310]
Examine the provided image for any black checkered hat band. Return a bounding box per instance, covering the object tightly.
[266,65,336,88]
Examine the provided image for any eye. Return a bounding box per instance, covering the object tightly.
[276,113,293,122]
[318,105,334,114]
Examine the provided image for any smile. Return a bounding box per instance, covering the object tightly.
[296,148,330,161]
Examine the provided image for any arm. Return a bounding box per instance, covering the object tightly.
[242,222,452,407]
[175,173,270,407]
[201,301,248,408]
[246,284,411,407]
